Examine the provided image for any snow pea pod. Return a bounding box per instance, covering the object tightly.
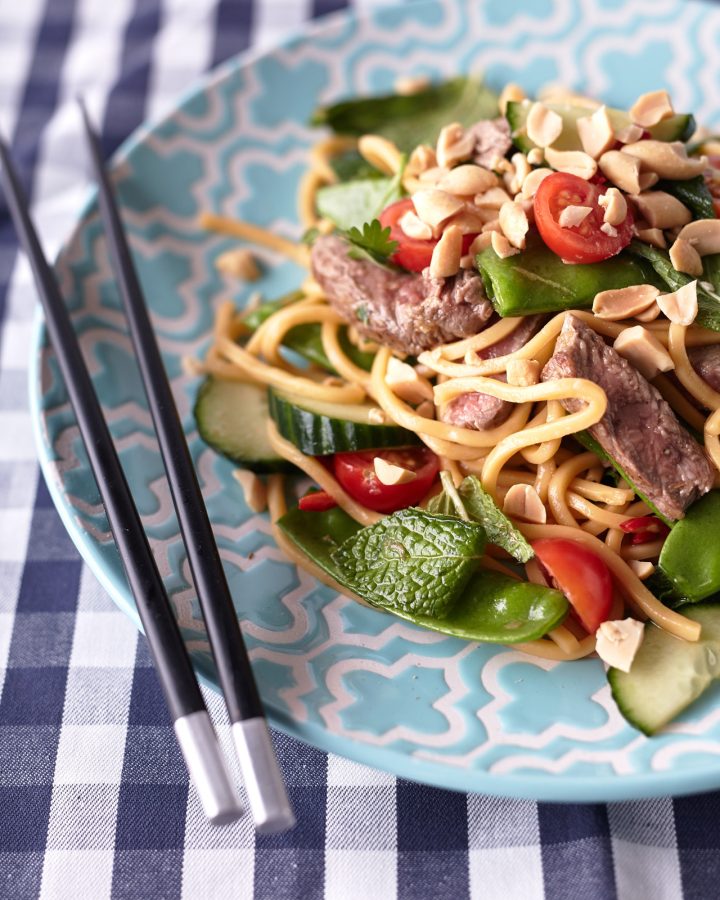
[476,241,661,317]
[277,505,568,643]
[658,491,720,604]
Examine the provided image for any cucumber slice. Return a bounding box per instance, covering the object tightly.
[506,100,695,153]
[194,377,292,472]
[268,388,420,455]
[609,604,720,736]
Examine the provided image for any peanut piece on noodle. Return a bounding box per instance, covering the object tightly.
[669,237,703,277]
[216,248,261,281]
[629,560,655,580]
[657,282,698,325]
[373,458,417,486]
[503,484,547,524]
[386,357,434,404]
[506,358,541,386]
[592,284,659,320]
[613,326,674,380]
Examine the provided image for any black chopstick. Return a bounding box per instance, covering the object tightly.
[79,102,294,834]
[0,138,242,827]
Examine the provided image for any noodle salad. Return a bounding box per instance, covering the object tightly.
[191,77,720,735]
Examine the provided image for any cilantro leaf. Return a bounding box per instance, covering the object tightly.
[343,218,399,266]
[331,508,485,618]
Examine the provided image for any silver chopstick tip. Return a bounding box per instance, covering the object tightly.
[232,718,296,833]
[175,710,243,826]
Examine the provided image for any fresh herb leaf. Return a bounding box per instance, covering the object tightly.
[343,218,398,266]
[657,176,716,220]
[458,476,534,563]
[427,471,469,519]
[355,304,369,324]
[330,149,386,182]
[241,291,304,331]
[311,76,499,153]
[627,240,720,333]
[316,177,401,231]
[331,508,486,618]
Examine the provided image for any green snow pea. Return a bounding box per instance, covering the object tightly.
[277,505,568,643]
[476,241,661,317]
[658,491,720,604]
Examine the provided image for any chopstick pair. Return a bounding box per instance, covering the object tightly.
[0,104,294,833]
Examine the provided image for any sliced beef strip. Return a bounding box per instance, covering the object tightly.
[440,315,544,431]
[689,344,720,394]
[542,315,714,520]
[310,235,493,355]
[468,117,512,169]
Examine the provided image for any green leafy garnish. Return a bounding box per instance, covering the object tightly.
[458,476,534,563]
[316,176,402,231]
[331,508,486,618]
[426,471,468,519]
[657,176,716,220]
[627,240,720,333]
[343,218,399,266]
[311,76,499,153]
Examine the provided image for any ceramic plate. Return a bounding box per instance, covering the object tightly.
[30,0,720,801]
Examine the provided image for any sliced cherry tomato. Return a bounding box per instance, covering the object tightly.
[619,516,670,538]
[533,172,634,263]
[532,538,613,633]
[332,447,439,513]
[378,198,478,273]
[298,490,337,512]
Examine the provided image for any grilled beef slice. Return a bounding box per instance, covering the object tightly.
[310,235,493,355]
[689,344,720,394]
[542,315,713,520]
[469,117,512,169]
[441,315,544,431]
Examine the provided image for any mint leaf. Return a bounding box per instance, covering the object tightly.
[458,476,534,563]
[331,508,485,618]
[310,76,499,153]
[427,471,469,519]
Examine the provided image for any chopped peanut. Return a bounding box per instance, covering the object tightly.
[527,147,545,166]
[520,167,553,198]
[544,147,597,180]
[498,200,529,249]
[577,105,615,159]
[399,210,433,241]
[412,189,464,231]
[436,122,475,168]
[467,233,494,254]
[634,226,667,249]
[558,204,592,228]
[386,357,434,404]
[669,237,703,277]
[628,560,655,580]
[506,358,541,386]
[621,140,707,179]
[503,484,547,524]
[438,164,498,196]
[657,281,698,325]
[600,222,618,237]
[598,187,627,227]
[592,284,660,320]
[429,224,463,278]
[635,302,661,323]
[374,457,417,486]
[475,186,513,209]
[631,191,692,230]
[676,218,720,256]
[490,231,520,258]
[613,325,674,380]
[598,150,642,194]
[526,102,563,148]
[630,90,673,128]
[615,123,644,145]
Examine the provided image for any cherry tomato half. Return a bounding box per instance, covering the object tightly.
[533,172,634,264]
[378,198,478,273]
[332,447,439,513]
[532,538,613,633]
[298,490,338,512]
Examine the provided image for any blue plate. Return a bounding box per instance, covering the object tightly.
[29,0,720,801]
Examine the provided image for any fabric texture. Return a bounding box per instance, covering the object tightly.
[0,0,715,897]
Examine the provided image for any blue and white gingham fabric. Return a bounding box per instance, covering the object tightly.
[1,1,719,897]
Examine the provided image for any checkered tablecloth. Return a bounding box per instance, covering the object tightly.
[2,1,719,897]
